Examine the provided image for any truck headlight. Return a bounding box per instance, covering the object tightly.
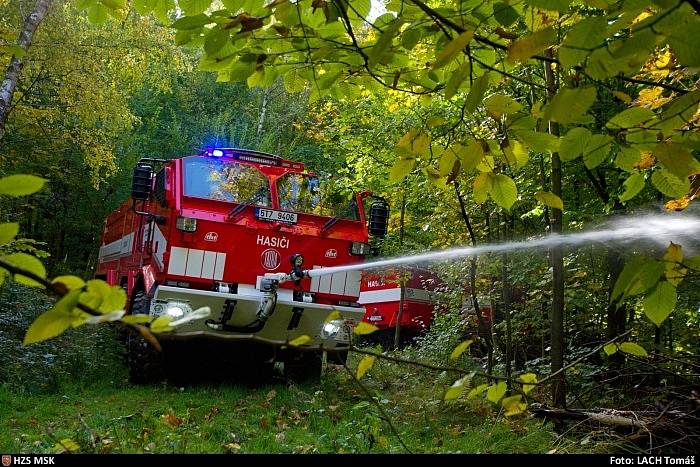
[350,242,371,256]
[176,216,197,232]
[165,300,192,318]
[321,319,344,339]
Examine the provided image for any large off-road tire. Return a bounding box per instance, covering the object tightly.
[283,350,322,383]
[327,349,348,365]
[126,292,163,384]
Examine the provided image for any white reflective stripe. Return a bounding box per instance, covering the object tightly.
[345,270,361,297]
[319,270,331,294]
[310,266,321,293]
[98,232,134,263]
[152,225,167,268]
[330,271,346,295]
[214,252,226,280]
[168,247,188,276]
[358,288,402,304]
[185,249,204,277]
[201,251,217,279]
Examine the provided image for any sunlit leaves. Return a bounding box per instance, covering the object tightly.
[559,127,591,162]
[445,62,470,99]
[467,383,489,399]
[653,143,700,180]
[611,256,665,303]
[368,19,404,67]
[618,173,645,202]
[172,14,212,30]
[486,381,507,403]
[0,175,47,196]
[389,158,416,184]
[24,290,82,344]
[606,107,655,129]
[3,253,46,287]
[434,31,473,69]
[543,86,596,124]
[51,275,86,291]
[514,130,559,154]
[651,169,690,199]
[444,374,471,401]
[643,281,677,327]
[484,94,522,116]
[507,27,556,63]
[450,340,473,359]
[663,243,686,287]
[619,342,648,358]
[285,334,311,347]
[464,73,489,114]
[502,395,527,416]
[559,17,608,69]
[535,191,563,210]
[603,343,618,356]
[353,322,379,335]
[150,315,174,333]
[0,222,19,246]
[519,373,537,394]
[356,355,376,380]
[52,438,80,453]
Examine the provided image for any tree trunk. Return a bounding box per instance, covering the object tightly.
[544,50,566,408]
[256,87,270,142]
[0,0,52,142]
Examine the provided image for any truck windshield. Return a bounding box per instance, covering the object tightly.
[277,173,359,220]
[183,157,271,206]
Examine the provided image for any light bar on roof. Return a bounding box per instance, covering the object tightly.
[236,154,281,166]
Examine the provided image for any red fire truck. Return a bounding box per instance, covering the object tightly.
[358,268,442,347]
[96,148,389,382]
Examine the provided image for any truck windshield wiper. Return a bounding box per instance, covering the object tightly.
[321,200,357,233]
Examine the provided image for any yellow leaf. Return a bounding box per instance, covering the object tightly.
[502,395,527,416]
[518,373,538,394]
[356,355,376,379]
[52,438,79,453]
[52,275,86,291]
[619,342,648,357]
[121,314,151,324]
[535,191,564,210]
[663,242,686,286]
[288,335,311,346]
[603,343,618,356]
[434,31,473,69]
[3,253,46,287]
[353,322,379,335]
[450,339,473,359]
[507,27,556,63]
[612,91,631,103]
[324,310,341,324]
[486,381,507,403]
[150,315,173,333]
[664,196,690,212]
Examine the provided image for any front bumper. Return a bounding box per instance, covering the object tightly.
[151,285,364,349]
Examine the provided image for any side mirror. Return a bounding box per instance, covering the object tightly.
[368,200,389,238]
[132,163,153,201]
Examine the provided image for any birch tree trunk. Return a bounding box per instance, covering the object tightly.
[0,0,52,142]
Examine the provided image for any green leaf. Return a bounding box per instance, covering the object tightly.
[98,285,127,313]
[484,94,522,115]
[368,19,403,67]
[507,27,556,63]
[283,69,306,93]
[444,376,470,401]
[121,314,151,324]
[473,172,492,204]
[467,383,489,399]
[543,86,596,124]
[486,381,507,403]
[583,134,613,169]
[514,130,559,153]
[489,174,517,210]
[179,0,211,15]
[3,253,46,287]
[493,2,519,27]
[643,281,677,327]
[619,342,648,357]
[0,175,47,197]
[606,107,655,129]
[389,157,416,184]
[0,222,19,246]
[52,438,80,453]
[560,17,608,69]
[464,73,489,114]
[132,0,154,15]
[450,340,473,359]
[535,191,563,210]
[445,62,470,100]
[434,31,473,69]
[204,27,229,55]
[663,243,686,287]
[356,355,376,380]
[87,3,110,23]
[528,0,571,12]
[603,343,618,356]
[653,143,700,180]
[24,290,82,344]
[150,315,174,333]
[52,275,86,291]
[559,127,591,162]
[518,373,537,394]
[685,256,700,271]
[651,169,690,198]
[611,256,665,302]
[423,166,447,189]
[619,172,645,202]
[353,322,379,335]
[172,14,212,30]
[454,141,485,172]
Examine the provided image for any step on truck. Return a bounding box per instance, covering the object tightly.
[96,148,389,382]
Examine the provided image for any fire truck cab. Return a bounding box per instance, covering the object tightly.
[96,148,389,382]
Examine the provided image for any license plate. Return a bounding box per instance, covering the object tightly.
[255,208,298,224]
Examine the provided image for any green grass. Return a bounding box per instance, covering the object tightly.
[0,357,559,454]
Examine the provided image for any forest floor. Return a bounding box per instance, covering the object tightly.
[0,354,583,454]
